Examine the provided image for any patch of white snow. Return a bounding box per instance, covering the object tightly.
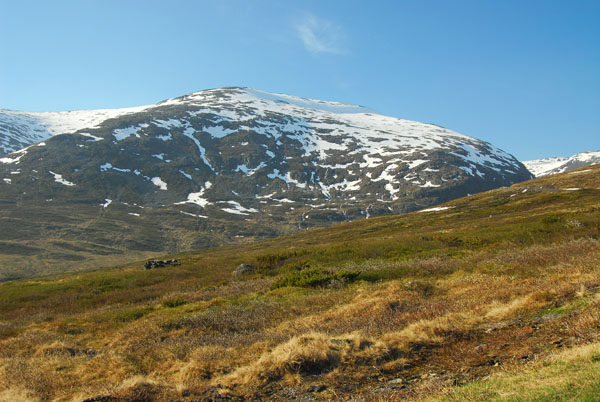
[151,177,168,190]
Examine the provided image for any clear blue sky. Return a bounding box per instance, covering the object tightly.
[1,0,598,160]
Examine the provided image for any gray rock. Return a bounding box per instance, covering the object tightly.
[144,259,181,270]
[233,263,254,276]
[307,384,327,393]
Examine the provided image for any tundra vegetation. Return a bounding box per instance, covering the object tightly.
[0,165,599,401]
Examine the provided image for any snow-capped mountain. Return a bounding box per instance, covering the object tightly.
[0,105,150,156]
[523,151,600,177]
[0,87,533,279]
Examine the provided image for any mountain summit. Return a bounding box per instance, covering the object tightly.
[0,87,532,278]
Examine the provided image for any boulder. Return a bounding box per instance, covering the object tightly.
[233,263,254,276]
[144,259,181,270]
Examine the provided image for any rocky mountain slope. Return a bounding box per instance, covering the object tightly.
[0,87,533,279]
[523,150,600,177]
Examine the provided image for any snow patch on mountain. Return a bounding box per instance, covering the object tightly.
[79,133,103,142]
[151,177,168,190]
[49,171,75,186]
[100,162,131,173]
[113,126,142,141]
[180,211,207,218]
[175,181,213,208]
[418,206,454,213]
[235,162,267,175]
[182,127,215,170]
[219,200,259,215]
[0,142,44,164]
[179,170,192,180]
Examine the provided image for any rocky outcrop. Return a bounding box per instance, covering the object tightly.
[144,259,181,270]
[233,263,254,276]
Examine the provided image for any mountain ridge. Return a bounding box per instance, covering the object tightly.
[523,150,600,177]
[0,87,374,157]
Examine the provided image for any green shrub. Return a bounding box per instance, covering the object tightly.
[271,269,361,290]
[281,260,311,272]
[357,267,413,282]
[161,299,187,308]
[114,306,153,322]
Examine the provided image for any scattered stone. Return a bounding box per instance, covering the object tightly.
[81,397,110,402]
[58,347,97,358]
[474,343,488,353]
[144,259,181,270]
[537,313,561,322]
[84,349,97,358]
[389,378,404,384]
[307,384,327,393]
[233,263,254,276]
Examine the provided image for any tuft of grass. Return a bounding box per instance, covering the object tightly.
[217,332,392,386]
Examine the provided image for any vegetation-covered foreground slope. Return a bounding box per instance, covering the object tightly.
[0,165,599,401]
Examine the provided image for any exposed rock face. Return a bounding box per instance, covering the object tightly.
[0,87,533,278]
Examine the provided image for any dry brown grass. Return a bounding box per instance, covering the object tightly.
[2,260,597,401]
[217,331,393,387]
[110,376,176,402]
[3,240,598,400]
[0,387,39,402]
[209,281,573,393]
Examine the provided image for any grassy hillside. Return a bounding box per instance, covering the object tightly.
[0,164,599,401]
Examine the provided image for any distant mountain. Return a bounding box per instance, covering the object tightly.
[523,151,600,177]
[0,87,533,279]
[0,105,149,156]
